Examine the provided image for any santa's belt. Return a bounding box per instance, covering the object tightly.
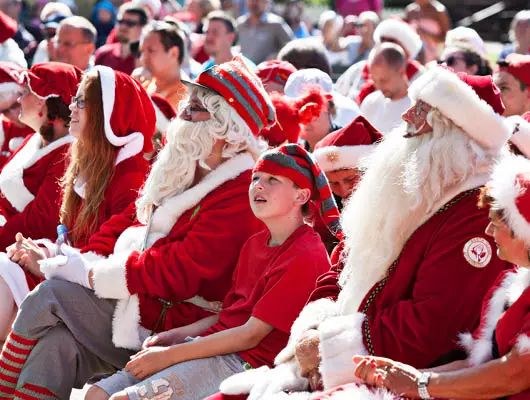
[151,295,223,334]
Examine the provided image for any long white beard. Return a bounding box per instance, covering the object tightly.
[337,113,494,314]
[136,118,216,223]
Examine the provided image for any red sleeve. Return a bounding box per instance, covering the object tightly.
[125,185,259,301]
[367,208,509,368]
[356,81,375,106]
[253,249,330,333]
[307,241,344,303]
[0,153,66,250]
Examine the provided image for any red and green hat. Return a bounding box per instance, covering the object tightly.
[253,143,342,239]
[184,57,276,135]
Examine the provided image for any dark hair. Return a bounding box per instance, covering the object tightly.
[122,6,148,26]
[39,97,71,142]
[205,10,238,44]
[278,38,332,76]
[143,21,186,64]
[462,50,492,76]
[478,186,506,221]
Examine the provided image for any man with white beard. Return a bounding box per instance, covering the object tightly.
[0,58,273,399]
[215,67,512,400]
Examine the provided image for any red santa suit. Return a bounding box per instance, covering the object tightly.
[87,153,262,349]
[0,117,32,167]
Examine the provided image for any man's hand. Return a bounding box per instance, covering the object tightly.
[125,346,176,380]
[142,328,188,350]
[295,329,322,391]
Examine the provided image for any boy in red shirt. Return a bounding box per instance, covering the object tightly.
[87,144,340,400]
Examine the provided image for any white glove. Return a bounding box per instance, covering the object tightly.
[38,244,91,288]
[244,361,308,400]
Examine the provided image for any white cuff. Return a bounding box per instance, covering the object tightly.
[92,253,130,299]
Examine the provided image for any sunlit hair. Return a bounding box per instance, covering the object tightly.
[337,108,495,313]
[136,87,266,223]
[60,72,117,244]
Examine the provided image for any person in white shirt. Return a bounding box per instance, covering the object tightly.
[360,43,411,134]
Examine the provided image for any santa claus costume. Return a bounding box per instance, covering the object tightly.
[215,67,512,400]
[0,62,32,167]
[0,11,26,68]
[0,58,272,399]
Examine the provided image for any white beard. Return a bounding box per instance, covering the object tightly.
[337,111,495,314]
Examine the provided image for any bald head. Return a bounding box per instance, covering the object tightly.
[368,43,409,100]
[369,42,407,71]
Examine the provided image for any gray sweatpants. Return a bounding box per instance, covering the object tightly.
[6,279,136,399]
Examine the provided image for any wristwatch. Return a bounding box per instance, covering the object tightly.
[417,372,432,399]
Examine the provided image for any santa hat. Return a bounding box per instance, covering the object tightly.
[258,93,301,146]
[253,143,342,238]
[284,68,360,128]
[498,54,530,87]
[488,154,530,245]
[313,115,383,172]
[131,0,161,18]
[20,62,83,106]
[0,61,23,98]
[507,112,530,158]
[256,60,297,89]
[150,93,176,134]
[409,66,510,152]
[443,27,486,58]
[94,66,156,164]
[373,18,422,59]
[184,57,276,135]
[0,11,17,43]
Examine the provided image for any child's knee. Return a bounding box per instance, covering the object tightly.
[85,385,111,400]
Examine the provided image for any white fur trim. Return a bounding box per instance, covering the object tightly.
[220,366,271,395]
[144,152,255,242]
[112,294,142,349]
[0,252,30,307]
[319,313,368,390]
[516,334,530,353]
[95,66,145,164]
[462,268,530,366]
[8,136,25,153]
[489,154,530,246]
[0,133,73,212]
[313,145,376,172]
[152,100,171,134]
[507,115,530,159]
[374,19,422,59]
[275,298,339,364]
[0,40,27,68]
[408,67,510,152]
[91,252,131,299]
[0,82,21,97]
[312,385,398,400]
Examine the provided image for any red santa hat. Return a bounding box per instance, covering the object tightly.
[373,18,422,59]
[507,112,530,158]
[150,93,176,134]
[184,57,276,135]
[20,62,83,106]
[0,11,17,43]
[94,65,156,163]
[498,54,530,87]
[313,115,383,172]
[0,61,23,98]
[258,93,301,146]
[253,143,342,239]
[409,66,510,152]
[488,153,530,245]
[256,60,297,88]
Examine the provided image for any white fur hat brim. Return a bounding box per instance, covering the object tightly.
[313,145,376,172]
[409,67,510,152]
[507,115,530,159]
[374,19,422,59]
[489,154,530,245]
[0,82,21,97]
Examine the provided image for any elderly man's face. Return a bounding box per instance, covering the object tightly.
[402,100,432,138]
[179,89,211,122]
[55,25,94,70]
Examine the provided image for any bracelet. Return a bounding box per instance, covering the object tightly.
[417,372,432,399]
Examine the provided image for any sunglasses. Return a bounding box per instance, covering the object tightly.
[117,18,141,27]
[440,54,466,67]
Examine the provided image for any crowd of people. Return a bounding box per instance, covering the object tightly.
[0,0,529,398]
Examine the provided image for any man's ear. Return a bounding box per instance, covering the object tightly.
[170,45,180,62]
[295,187,311,206]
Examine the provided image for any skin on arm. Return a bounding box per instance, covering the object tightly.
[124,316,274,380]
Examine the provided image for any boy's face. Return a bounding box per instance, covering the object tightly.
[249,171,309,221]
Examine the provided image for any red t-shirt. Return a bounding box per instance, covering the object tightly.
[203,224,331,367]
[95,43,136,75]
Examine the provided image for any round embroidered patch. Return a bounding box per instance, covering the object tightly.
[463,237,492,268]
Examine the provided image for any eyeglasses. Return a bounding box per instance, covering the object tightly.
[71,95,86,109]
[0,102,20,115]
[117,18,141,27]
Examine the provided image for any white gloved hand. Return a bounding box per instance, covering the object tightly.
[247,361,308,400]
[38,244,92,288]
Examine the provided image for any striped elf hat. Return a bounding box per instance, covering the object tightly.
[253,143,342,239]
[184,56,276,135]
